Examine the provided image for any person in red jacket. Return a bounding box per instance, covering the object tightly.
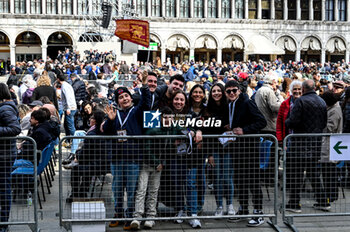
[276,80,303,145]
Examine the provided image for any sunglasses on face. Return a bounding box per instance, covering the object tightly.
[226,89,239,94]
[293,88,302,91]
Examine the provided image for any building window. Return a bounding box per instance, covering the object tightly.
[339,0,346,21]
[31,0,41,14]
[261,0,270,19]
[326,0,334,21]
[301,1,308,20]
[0,0,9,13]
[77,0,88,15]
[287,0,296,20]
[180,0,189,17]
[235,0,244,18]
[151,0,161,17]
[15,0,26,13]
[91,0,101,15]
[221,0,230,18]
[248,0,257,19]
[137,0,147,16]
[208,0,217,18]
[313,0,321,20]
[275,0,283,19]
[194,0,203,18]
[62,0,72,14]
[166,0,175,17]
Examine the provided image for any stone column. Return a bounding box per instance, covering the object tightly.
[231,0,235,18]
[296,0,301,20]
[10,0,14,13]
[217,47,222,64]
[271,0,275,20]
[42,0,46,14]
[321,48,326,64]
[295,47,301,62]
[58,0,62,14]
[41,45,48,62]
[218,0,222,18]
[190,47,195,61]
[283,0,288,20]
[345,50,349,63]
[347,0,350,21]
[321,0,325,20]
[73,0,77,15]
[26,0,30,14]
[257,0,261,19]
[161,46,166,64]
[190,0,194,17]
[334,0,339,21]
[309,0,313,20]
[244,0,248,19]
[10,45,16,65]
[204,0,208,18]
[176,0,180,17]
[161,0,165,17]
[147,0,151,16]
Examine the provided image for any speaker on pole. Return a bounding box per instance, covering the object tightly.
[101,2,112,29]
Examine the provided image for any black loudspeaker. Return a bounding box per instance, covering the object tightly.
[101,2,112,29]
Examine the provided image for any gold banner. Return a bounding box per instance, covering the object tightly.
[115,19,150,48]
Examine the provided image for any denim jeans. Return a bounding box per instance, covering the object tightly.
[213,153,234,207]
[0,160,14,223]
[111,161,139,218]
[64,110,76,136]
[196,163,206,212]
[186,168,198,215]
[71,131,86,154]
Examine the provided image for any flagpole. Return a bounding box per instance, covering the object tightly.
[146,38,150,63]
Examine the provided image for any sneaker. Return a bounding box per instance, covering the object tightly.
[123,221,132,230]
[227,208,249,223]
[208,183,214,190]
[109,214,120,227]
[63,160,79,169]
[189,215,201,229]
[130,220,140,230]
[215,206,223,217]
[247,209,265,227]
[285,203,302,213]
[174,210,185,224]
[227,204,235,215]
[313,203,331,211]
[62,153,75,165]
[144,220,155,229]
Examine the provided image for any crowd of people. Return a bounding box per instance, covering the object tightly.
[1,48,350,231]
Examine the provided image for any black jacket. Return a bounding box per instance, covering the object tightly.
[32,86,58,110]
[71,78,87,105]
[285,90,327,133]
[88,71,97,80]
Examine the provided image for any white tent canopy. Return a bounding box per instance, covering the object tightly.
[245,34,285,55]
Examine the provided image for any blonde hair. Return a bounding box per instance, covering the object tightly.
[37,72,51,86]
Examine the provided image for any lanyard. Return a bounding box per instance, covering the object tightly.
[229,101,236,128]
[151,94,155,110]
[117,106,134,128]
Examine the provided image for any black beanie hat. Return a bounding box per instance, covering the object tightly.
[114,87,132,101]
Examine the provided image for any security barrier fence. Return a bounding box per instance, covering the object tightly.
[0,136,38,232]
[59,134,280,231]
[282,133,350,232]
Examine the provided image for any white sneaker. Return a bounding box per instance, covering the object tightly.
[227,204,236,215]
[189,215,201,229]
[215,206,223,217]
[144,220,155,228]
[130,220,140,229]
[174,210,185,224]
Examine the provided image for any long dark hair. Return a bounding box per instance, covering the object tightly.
[188,84,206,109]
[207,83,227,115]
[0,83,11,101]
[92,110,105,135]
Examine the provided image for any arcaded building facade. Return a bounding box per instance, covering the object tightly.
[0,0,350,65]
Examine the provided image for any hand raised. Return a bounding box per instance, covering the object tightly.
[106,105,117,120]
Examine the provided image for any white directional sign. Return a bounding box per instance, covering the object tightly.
[330,135,350,161]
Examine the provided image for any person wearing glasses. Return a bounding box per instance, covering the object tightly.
[224,80,267,227]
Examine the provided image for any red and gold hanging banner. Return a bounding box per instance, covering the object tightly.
[114,19,150,48]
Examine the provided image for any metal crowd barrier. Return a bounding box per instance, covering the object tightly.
[1,136,38,232]
[282,133,350,232]
[59,134,280,231]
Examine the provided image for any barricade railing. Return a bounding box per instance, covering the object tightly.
[282,133,350,232]
[59,134,280,231]
[1,136,38,232]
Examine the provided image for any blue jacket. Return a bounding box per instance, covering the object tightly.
[0,101,21,161]
[103,86,150,161]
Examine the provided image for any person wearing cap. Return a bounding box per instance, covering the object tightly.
[103,74,151,230]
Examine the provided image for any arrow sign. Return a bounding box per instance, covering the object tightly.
[330,135,350,161]
[333,141,348,154]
